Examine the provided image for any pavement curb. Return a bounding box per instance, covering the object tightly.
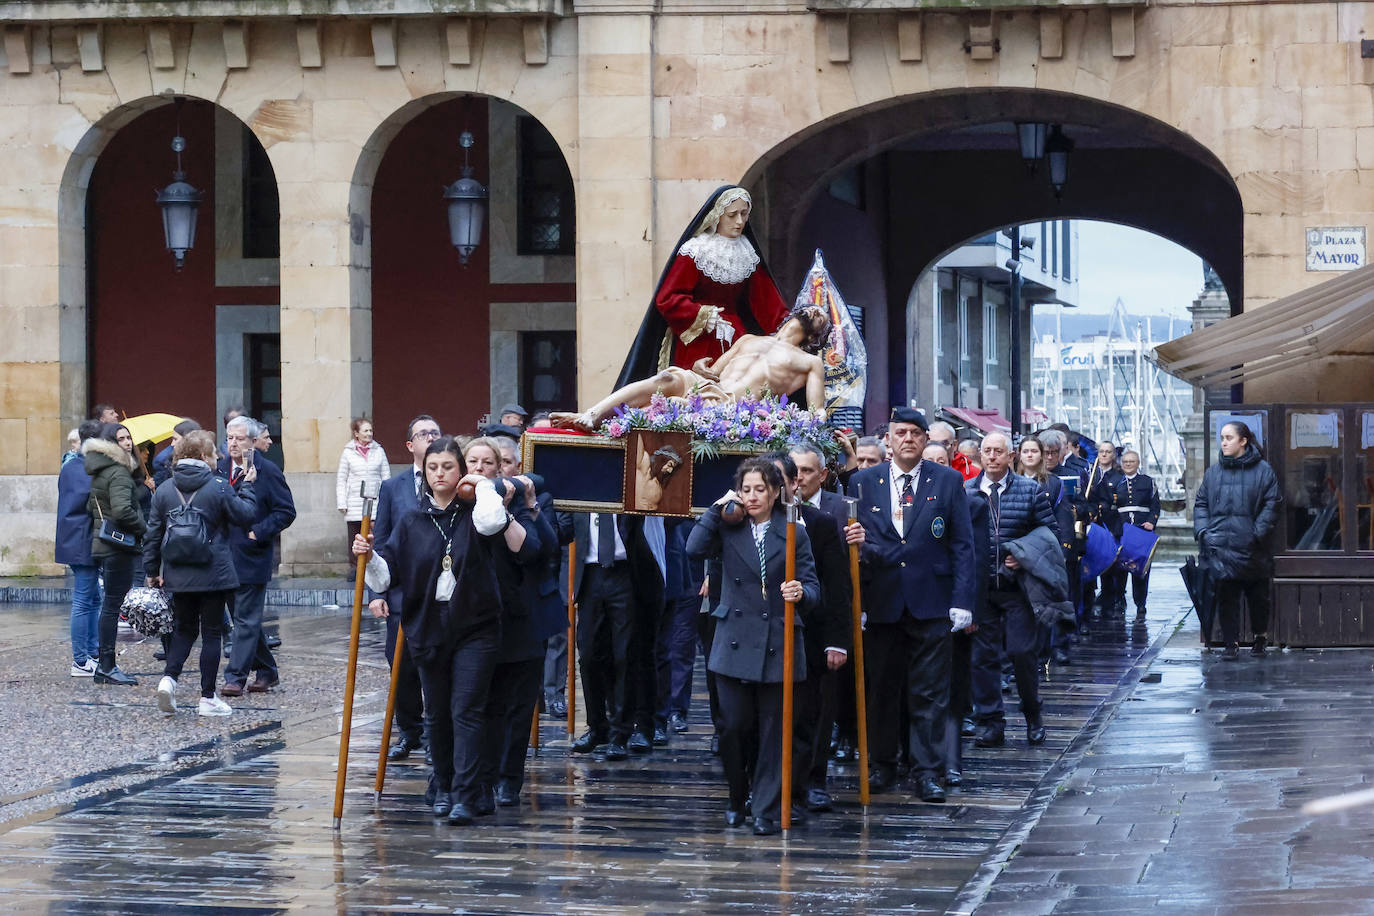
[947,606,1191,915]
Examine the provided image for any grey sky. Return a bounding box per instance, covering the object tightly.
[1074,221,1205,318]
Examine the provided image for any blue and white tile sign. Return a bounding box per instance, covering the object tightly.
[1306,227,1366,271]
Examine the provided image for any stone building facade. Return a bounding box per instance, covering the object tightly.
[2,0,1373,573]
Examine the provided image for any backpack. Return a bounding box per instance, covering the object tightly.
[162,488,213,566]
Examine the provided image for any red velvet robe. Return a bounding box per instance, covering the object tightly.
[654,254,790,370]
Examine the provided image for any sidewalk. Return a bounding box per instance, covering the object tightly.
[0,576,358,608]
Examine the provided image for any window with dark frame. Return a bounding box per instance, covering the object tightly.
[520,330,577,413]
[517,118,575,256]
[241,125,280,260]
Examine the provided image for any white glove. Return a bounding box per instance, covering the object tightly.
[949,608,973,632]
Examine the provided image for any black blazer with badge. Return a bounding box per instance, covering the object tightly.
[847,461,976,625]
[687,504,820,684]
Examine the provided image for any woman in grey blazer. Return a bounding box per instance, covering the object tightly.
[687,458,820,836]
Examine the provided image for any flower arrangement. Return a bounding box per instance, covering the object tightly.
[597,391,839,460]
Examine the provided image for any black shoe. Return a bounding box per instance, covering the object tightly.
[93,666,137,686]
[605,741,629,760]
[805,788,832,812]
[265,634,282,649]
[424,745,433,767]
[1051,648,1071,666]
[710,734,720,757]
[1252,634,1268,657]
[627,731,651,754]
[432,794,452,818]
[945,768,963,787]
[752,818,780,836]
[669,712,688,734]
[495,783,519,807]
[473,785,496,816]
[789,805,808,826]
[1135,606,1147,619]
[960,717,976,738]
[724,809,746,828]
[834,737,854,761]
[447,803,475,826]
[916,776,946,803]
[388,738,420,762]
[1026,711,1047,746]
[1221,643,1240,661]
[869,766,897,792]
[570,730,607,754]
[1001,674,1013,694]
[548,697,568,719]
[974,726,1005,748]
[222,643,232,659]
[153,648,167,661]
[652,725,669,747]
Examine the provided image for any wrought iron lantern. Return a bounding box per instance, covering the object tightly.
[442,130,488,265]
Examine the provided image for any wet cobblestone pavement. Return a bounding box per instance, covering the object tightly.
[6,575,1368,914]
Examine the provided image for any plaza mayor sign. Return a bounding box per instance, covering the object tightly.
[1306,226,1366,271]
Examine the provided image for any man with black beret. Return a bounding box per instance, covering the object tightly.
[848,407,976,803]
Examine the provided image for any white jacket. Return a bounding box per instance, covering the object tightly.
[336,440,389,520]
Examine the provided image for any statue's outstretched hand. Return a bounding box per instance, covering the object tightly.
[692,357,720,382]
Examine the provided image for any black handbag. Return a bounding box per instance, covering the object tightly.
[93,500,139,551]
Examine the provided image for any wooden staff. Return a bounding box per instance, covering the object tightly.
[530,706,541,754]
[846,497,871,806]
[373,624,406,801]
[781,502,798,833]
[333,482,376,830]
[567,540,577,736]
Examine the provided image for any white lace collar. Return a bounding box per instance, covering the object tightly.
[679,233,760,285]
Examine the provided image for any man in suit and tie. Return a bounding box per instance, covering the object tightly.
[558,510,666,759]
[366,414,441,761]
[219,416,297,696]
[849,407,976,803]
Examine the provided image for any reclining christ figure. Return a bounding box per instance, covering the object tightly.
[552,305,834,433]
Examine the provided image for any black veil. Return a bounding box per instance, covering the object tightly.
[613,185,780,389]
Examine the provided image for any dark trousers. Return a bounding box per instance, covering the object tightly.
[972,584,1042,728]
[163,589,230,698]
[543,630,567,705]
[576,565,636,742]
[865,616,950,781]
[97,550,137,668]
[416,627,499,806]
[1216,578,1271,645]
[481,657,544,793]
[945,630,973,773]
[717,675,785,822]
[346,520,363,571]
[385,610,425,745]
[793,663,838,790]
[697,611,723,734]
[658,593,699,719]
[630,594,663,732]
[224,583,278,686]
[833,652,857,745]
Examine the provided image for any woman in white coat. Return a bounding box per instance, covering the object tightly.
[336,417,389,558]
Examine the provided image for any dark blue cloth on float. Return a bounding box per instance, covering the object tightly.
[1116,522,1159,576]
[1081,522,1119,580]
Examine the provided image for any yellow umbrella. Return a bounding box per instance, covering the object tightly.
[121,413,185,445]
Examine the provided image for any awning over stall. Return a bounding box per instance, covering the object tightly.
[1152,263,1374,387]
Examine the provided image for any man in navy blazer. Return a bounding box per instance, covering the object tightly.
[849,407,976,803]
[367,413,441,761]
[220,416,297,695]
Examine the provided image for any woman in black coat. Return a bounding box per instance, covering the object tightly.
[144,431,257,717]
[354,436,529,826]
[1193,421,1282,660]
[687,457,820,836]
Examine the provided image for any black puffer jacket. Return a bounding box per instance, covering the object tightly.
[965,471,1059,573]
[1193,444,1281,581]
[143,459,256,593]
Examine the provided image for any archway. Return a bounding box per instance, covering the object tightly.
[354,94,577,451]
[743,89,1244,420]
[63,97,281,444]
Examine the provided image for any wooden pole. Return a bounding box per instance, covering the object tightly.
[373,624,406,801]
[333,484,375,830]
[566,540,577,737]
[530,706,541,754]
[781,503,798,833]
[847,498,871,806]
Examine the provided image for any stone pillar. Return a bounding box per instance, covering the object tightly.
[575,13,656,405]
[1182,276,1231,516]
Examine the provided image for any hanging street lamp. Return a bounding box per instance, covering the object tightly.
[442,130,488,266]
[1046,124,1075,197]
[154,99,203,271]
[1015,122,1047,171]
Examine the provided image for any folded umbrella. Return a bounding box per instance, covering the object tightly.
[1180,555,1216,644]
[121,413,184,445]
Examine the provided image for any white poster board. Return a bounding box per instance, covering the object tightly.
[1290,411,1340,449]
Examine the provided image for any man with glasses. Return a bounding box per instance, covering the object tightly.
[368,414,442,762]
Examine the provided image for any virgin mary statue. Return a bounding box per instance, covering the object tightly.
[615,186,790,388]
